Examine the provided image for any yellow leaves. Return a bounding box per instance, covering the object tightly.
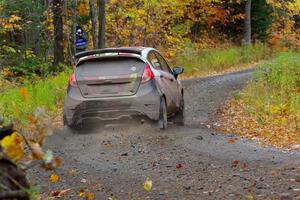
[269,104,287,115]
[1,132,25,161]
[143,177,152,192]
[79,189,85,197]
[9,15,21,23]
[50,173,59,183]
[0,15,22,32]
[25,49,36,58]
[86,192,94,200]
[79,189,94,200]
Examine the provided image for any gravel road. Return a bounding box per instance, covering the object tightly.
[31,69,300,200]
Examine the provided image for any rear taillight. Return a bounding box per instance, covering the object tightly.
[68,72,77,86]
[141,64,154,83]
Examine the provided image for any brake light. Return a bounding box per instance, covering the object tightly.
[68,72,77,86]
[142,64,154,83]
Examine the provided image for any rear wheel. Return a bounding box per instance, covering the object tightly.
[158,97,167,130]
[63,113,81,132]
[173,96,185,126]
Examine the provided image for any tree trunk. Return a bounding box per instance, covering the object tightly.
[52,0,65,67]
[89,0,98,49]
[244,0,252,44]
[97,0,106,49]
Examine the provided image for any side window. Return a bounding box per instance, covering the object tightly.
[147,52,161,69]
[156,53,172,73]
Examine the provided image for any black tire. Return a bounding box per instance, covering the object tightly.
[63,113,81,131]
[173,97,185,126]
[158,97,168,130]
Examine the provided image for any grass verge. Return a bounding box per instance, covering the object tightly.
[218,51,300,148]
[0,69,71,128]
[176,43,272,78]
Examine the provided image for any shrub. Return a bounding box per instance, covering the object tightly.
[0,69,71,126]
[244,51,300,130]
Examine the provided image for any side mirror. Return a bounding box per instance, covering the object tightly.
[173,66,184,79]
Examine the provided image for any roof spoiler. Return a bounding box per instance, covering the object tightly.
[75,48,142,60]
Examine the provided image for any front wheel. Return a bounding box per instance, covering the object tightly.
[172,97,185,126]
[158,97,167,130]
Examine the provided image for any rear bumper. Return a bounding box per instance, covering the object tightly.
[64,81,161,124]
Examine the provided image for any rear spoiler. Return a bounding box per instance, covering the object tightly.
[75,48,142,61]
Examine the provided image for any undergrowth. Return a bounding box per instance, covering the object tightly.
[176,43,272,77]
[220,51,300,148]
[0,69,71,127]
[245,51,300,131]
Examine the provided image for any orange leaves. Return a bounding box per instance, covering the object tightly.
[229,138,236,143]
[19,87,28,102]
[50,173,59,183]
[217,88,300,149]
[207,8,230,28]
[0,14,22,32]
[77,3,89,16]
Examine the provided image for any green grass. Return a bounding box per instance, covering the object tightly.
[176,43,272,77]
[243,51,300,129]
[0,69,71,126]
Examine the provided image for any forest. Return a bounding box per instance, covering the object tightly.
[0,0,299,78]
[0,0,300,199]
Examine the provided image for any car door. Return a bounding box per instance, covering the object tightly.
[155,52,179,111]
[147,51,174,111]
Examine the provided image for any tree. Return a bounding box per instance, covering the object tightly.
[89,0,98,49]
[252,0,272,42]
[52,0,64,67]
[244,0,252,44]
[98,0,106,49]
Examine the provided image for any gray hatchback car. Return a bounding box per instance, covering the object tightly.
[63,47,184,130]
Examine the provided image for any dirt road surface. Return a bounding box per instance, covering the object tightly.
[31,69,300,200]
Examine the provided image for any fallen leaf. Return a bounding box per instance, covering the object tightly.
[232,160,239,168]
[271,170,278,177]
[79,188,85,197]
[69,168,77,176]
[245,193,254,200]
[143,177,152,192]
[176,163,183,169]
[86,192,94,200]
[49,188,72,197]
[229,138,236,143]
[31,142,45,160]
[50,174,59,183]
